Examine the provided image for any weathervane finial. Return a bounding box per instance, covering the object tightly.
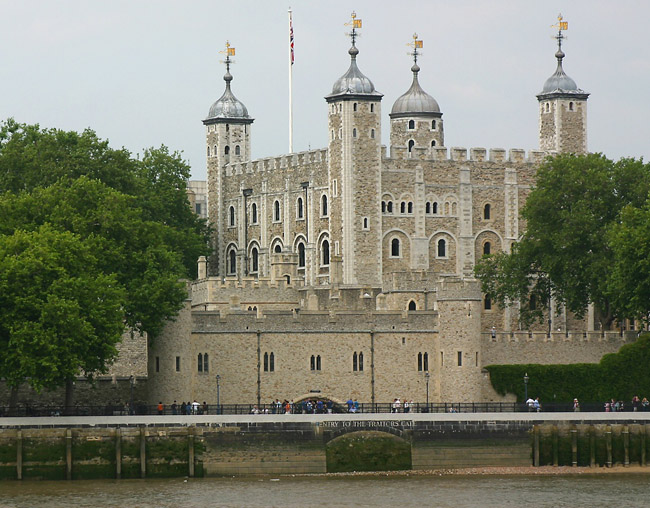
[407,33,423,65]
[345,11,363,47]
[551,13,568,52]
[219,41,236,73]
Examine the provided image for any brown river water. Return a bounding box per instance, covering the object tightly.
[0,474,648,507]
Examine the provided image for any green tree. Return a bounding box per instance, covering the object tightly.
[475,153,650,328]
[0,226,126,393]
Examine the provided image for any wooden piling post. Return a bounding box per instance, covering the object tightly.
[188,426,195,478]
[533,425,540,467]
[115,428,122,479]
[552,426,559,466]
[606,426,612,468]
[140,427,146,479]
[642,425,647,466]
[571,426,578,467]
[16,430,22,481]
[589,425,595,467]
[66,429,73,480]
[623,426,630,466]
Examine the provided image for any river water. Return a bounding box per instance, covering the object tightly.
[0,474,648,508]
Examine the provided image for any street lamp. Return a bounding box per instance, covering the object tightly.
[523,372,529,402]
[129,375,134,416]
[216,374,221,415]
[425,371,430,411]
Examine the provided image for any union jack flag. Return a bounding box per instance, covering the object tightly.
[290,11,294,65]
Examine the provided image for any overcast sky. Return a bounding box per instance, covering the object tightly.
[1,1,648,180]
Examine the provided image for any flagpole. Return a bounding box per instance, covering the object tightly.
[288,7,294,154]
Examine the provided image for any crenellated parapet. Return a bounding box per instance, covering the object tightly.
[225,148,328,177]
[386,146,547,164]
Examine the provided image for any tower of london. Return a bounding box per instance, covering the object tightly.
[149,17,632,406]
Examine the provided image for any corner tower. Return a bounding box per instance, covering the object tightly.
[390,34,443,158]
[203,42,254,276]
[537,15,589,154]
[325,13,383,286]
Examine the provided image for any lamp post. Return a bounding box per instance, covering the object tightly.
[129,375,134,416]
[216,375,221,415]
[425,371,430,411]
[524,372,529,402]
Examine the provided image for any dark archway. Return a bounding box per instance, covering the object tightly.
[325,431,412,473]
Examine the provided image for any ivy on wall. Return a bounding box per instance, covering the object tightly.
[486,333,650,402]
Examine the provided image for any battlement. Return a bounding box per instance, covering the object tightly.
[388,146,547,164]
[191,276,303,309]
[436,277,482,301]
[483,330,638,344]
[225,148,328,177]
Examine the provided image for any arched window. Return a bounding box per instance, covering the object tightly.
[298,242,305,268]
[235,145,241,155]
[352,128,357,138]
[203,353,209,373]
[264,352,269,372]
[228,249,236,274]
[297,197,304,219]
[321,195,328,216]
[371,129,375,139]
[431,140,436,147]
[408,300,417,311]
[251,247,259,273]
[407,202,413,214]
[214,144,217,156]
[316,355,321,370]
[483,242,491,256]
[569,102,574,111]
[545,103,550,112]
[321,240,330,266]
[198,353,203,372]
[431,120,436,130]
[274,200,281,221]
[408,119,415,130]
[424,352,429,371]
[251,203,258,224]
[224,145,230,155]
[363,217,368,229]
[400,202,406,214]
[432,202,438,214]
[270,352,274,372]
[370,104,375,113]
[391,238,400,257]
[358,352,364,371]
[408,140,415,153]
[229,206,235,227]
[484,203,491,220]
[274,244,282,253]
[353,103,357,112]
[387,201,393,213]
[437,238,446,258]
[207,146,211,157]
[382,201,386,213]
[353,352,358,371]
[452,202,457,215]
[425,202,431,214]
[484,297,492,310]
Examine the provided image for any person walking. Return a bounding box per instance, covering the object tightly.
[573,398,580,412]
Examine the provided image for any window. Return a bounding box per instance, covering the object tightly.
[332,179,338,197]
[432,202,438,214]
[195,203,202,215]
[204,354,209,373]
[297,197,304,219]
[370,103,375,113]
[400,202,406,214]
[437,238,446,258]
[431,120,436,130]
[321,240,330,266]
[408,140,414,153]
[408,119,415,130]
[425,202,431,214]
[251,247,259,273]
[321,195,328,216]
[198,353,203,372]
[214,144,217,156]
[569,102,574,111]
[274,244,282,253]
[264,352,275,372]
[484,296,492,310]
[353,352,358,371]
[352,128,357,138]
[359,352,364,371]
[458,351,463,366]
[298,242,305,268]
[251,203,258,224]
[545,103,550,112]
[382,201,386,213]
[229,206,235,227]
[418,352,429,371]
[371,129,375,139]
[407,202,413,214]
[310,355,321,371]
[362,217,369,230]
[483,242,491,256]
[207,146,211,157]
[431,140,436,147]
[408,300,417,311]
[155,356,159,373]
[235,145,241,155]
[274,200,281,222]
[175,356,180,372]
[484,203,491,220]
[224,145,230,155]
[353,103,357,112]
[391,238,400,257]
[387,201,393,213]
[228,249,236,274]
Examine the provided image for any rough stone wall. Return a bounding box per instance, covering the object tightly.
[389,116,444,157]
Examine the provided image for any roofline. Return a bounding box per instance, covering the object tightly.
[202,117,255,126]
[325,93,383,103]
[389,111,443,120]
[536,91,590,101]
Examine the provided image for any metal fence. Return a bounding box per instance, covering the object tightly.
[1,401,647,417]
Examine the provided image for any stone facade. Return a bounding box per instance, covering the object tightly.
[142,26,635,407]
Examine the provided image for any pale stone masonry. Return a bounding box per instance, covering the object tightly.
[144,25,634,407]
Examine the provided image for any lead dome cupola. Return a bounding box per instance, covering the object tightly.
[205,43,252,122]
[390,63,441,118]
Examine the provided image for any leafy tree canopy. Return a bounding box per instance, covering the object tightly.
[0,120,210,391]
[475,153,650,327]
